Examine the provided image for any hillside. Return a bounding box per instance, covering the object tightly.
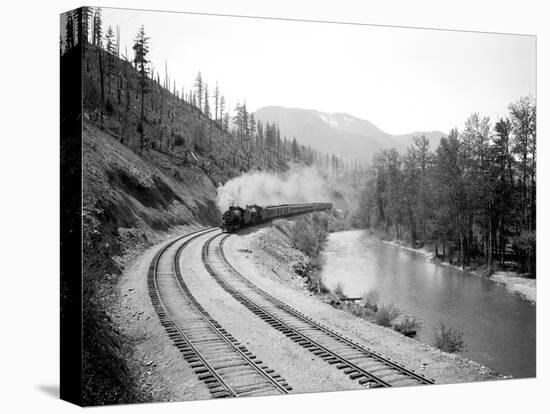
[254,106,445,162]
[82,46,295,179]
[77,43,291,404]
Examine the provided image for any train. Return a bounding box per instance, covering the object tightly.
[221,202,333,232]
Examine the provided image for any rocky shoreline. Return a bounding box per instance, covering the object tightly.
[381,239,536,304]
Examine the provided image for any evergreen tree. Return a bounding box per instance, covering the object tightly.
[508,95,536,274]
[194,72,203,114]
[222,112,230,133]
[219,96,226,125]
[257,120,264,150]
[104,26,116,92]
[92,7,102,47]
[203,83,210,118]
[132,25,150,151]
[242,103,249,149]
[74,7,90,46]
[232,102,242,139]
[291,137,299,159]
[249,113,256,140]
[214,82,220,122]
[493,118,515,264]
[65,13,75,51]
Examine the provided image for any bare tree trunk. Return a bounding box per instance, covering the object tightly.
[159,87,163,150]
[140,86,144,151]
[98,49,105,130]
[117,73,122,105]
[209,119,213,150]
[487,209,493,275]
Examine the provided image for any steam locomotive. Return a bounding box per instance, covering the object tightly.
[221,202,333,232]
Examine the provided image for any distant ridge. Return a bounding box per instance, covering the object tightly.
[254,106,446,162]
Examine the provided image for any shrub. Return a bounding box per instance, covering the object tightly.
[333,282,345,298]
[308,270,329,295]
[362,290,379,312]
[393,316,420,337]
[290,219,321,257]
[375,304,400,327]
[289,214,331,258]
[173,134,185,147]
[433,322,466,353]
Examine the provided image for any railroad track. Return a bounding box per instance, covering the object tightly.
[202,232,435,389]
[148,228,292,398]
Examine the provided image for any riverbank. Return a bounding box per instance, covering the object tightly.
[491,272,536,303]
[380,238,536,304]
[245,222,503,384]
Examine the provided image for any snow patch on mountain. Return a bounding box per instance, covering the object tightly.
[319,113,339,129]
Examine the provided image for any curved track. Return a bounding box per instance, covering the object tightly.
[148,228,292,398]
[202,232,435,389]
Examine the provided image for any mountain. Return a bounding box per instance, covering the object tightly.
[254,106,446,162]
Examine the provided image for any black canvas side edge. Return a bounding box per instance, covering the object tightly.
[60,9,84,406]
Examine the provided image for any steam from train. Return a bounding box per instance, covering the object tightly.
[216,165,331,211]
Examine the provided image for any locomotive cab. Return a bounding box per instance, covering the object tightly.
[246,204,263,224]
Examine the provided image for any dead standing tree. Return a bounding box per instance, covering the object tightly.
[97,48,105,129]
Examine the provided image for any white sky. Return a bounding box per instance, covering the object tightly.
[97,8,535,134]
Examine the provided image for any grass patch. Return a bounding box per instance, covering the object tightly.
[433,322,466,353]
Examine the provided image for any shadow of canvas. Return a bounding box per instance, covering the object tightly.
[36,384,59,399]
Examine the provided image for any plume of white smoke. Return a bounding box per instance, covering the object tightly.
[216,165,331,212]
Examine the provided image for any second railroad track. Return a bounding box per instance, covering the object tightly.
[202,232,435,389]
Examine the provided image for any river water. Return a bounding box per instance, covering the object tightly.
[320,230,536,378]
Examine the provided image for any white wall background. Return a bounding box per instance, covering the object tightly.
[0,0,546,413]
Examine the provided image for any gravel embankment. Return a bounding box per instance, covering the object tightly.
[110,225,212,402]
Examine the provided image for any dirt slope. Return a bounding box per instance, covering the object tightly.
[83,120,219,237]
[81,120,222,404]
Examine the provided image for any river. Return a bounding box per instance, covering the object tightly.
[320,230,536,378]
